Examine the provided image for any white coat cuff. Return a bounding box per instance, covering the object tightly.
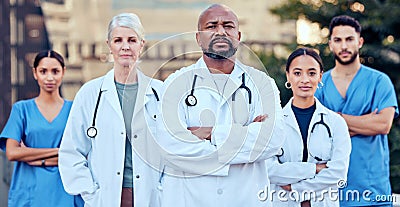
[211,125,230,147]
[81,183,100,202]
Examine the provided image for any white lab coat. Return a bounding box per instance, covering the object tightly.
[156,58,285,207]
[267,98,351,207]
[59,69,164,207]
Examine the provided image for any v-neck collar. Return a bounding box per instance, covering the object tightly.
[32,98,66,124]
[327,65,363,100]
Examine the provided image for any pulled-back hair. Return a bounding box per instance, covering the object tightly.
[286,47,324,72]
[33,50,65,69]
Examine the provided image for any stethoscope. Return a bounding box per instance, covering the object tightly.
[86,88,104,138]
[86,82,160,138]
[185,73,252,106]
[277,113,332,163]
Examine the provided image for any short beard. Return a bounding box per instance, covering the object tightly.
[204,52,227,60]
[334,51,358,65]
[203,38,237,60]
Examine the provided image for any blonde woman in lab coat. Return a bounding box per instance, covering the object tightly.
[267,48,351,207]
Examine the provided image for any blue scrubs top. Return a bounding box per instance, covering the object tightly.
[315,65,399,206]
[0,99,83,207]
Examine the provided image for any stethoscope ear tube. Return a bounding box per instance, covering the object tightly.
[311,113,332,137]
[186,73,252,106]
[232,73,252,104]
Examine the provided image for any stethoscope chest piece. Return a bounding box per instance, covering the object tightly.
[185,95,197,106]
[185,74,198,106]
[87,126,97,138]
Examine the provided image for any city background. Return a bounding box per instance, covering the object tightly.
[0,0,399,205]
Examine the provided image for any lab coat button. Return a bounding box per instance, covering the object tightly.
[217,189,223,194]
[121,132,124,135]
[133,135,138,138]
[117,172,121,175]
[136,175,140,179]
[153,115,157,118]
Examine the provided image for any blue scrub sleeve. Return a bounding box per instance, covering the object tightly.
[372,74,399,118]
[314,87,322,101]
[314,71,329,103]
[0,103,25,150]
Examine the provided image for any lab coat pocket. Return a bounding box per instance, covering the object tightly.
[231,91,250,125]
[186,92,217,127]
[308,131,332,162]
[276,147,288,163]
[145,105,159,136]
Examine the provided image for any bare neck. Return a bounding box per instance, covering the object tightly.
[36,91,63,105]
[292,96,315,109]
[203,55,235,74]
[332,57,361,78]
[114,65,138,84]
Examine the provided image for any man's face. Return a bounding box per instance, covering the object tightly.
[196,6,241,59]
[329,25,363,65]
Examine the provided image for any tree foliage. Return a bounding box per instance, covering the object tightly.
[264,0,400,193]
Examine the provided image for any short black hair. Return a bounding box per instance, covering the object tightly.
[33,50,65,69]
[286,47,324,72]
[329,15,362,37]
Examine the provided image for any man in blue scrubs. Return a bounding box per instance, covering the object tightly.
[315,15,399,206]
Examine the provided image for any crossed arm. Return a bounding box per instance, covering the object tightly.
[280,163,327,191]
[5,139,59,166]
[188,114,268,140]
[341,107,395,137]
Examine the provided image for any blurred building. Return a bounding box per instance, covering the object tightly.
[41,0,296,100]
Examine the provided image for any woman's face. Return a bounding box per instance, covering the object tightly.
[286,55,322,100]
[107,26,144,68]
[33,57,64,94]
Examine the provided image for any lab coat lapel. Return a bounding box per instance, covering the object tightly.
[283,98,302,138]
[101,69,124,121]
[193,59,223,103]
[283,98,304,161]
[223,62,244,105]
[132,70,151,120]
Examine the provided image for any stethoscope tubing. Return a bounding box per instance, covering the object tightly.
[278,113,333,163]
[86,80,160,138]
[185,73,251,106]
[86,79,105,138]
